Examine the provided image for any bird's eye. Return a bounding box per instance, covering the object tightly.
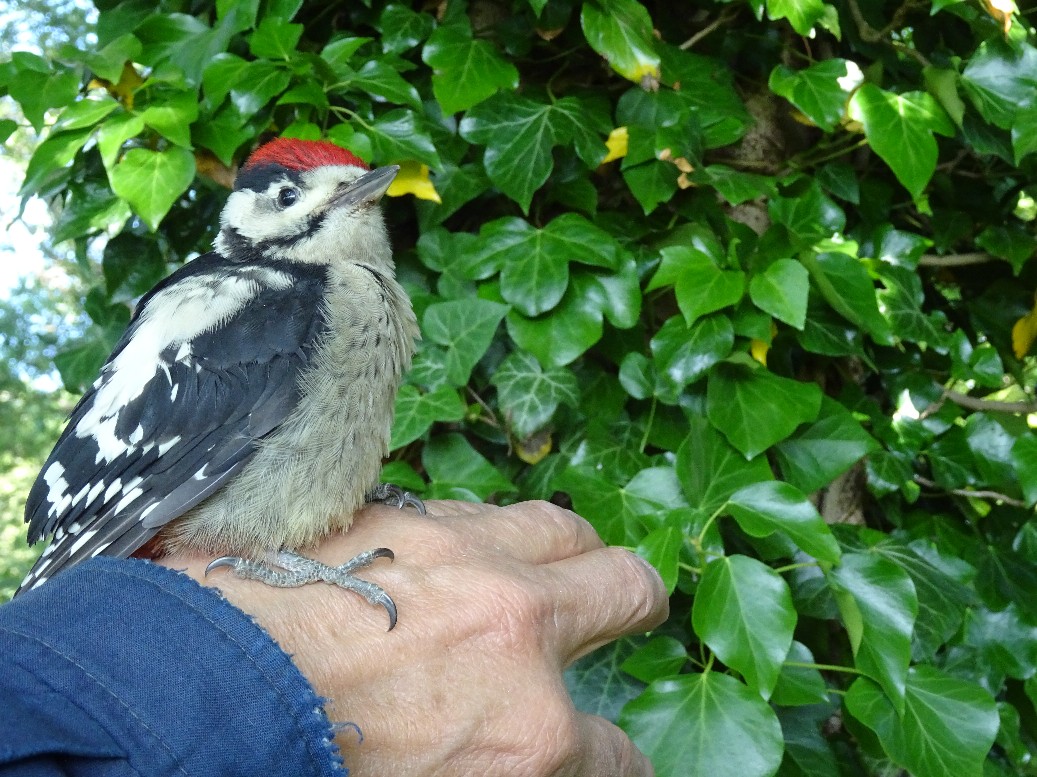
[277,187,299,208]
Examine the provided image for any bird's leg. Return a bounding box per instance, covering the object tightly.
[367,482,426,515]
[206,549,398,629]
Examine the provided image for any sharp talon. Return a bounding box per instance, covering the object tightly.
[379,591,398,631]
[371,547,395,563]
[205,556,241,576]
[370,483,426,514]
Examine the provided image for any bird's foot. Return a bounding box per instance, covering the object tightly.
[206,549,398,629]
[367,482,426,515]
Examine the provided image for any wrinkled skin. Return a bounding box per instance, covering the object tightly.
[160,500,667,776]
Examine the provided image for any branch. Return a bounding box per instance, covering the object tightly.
[914,475,1029,509]
[918,252,996,267]
[679,7,738,50]
[195,150,236,189]
[944,389,1037,415]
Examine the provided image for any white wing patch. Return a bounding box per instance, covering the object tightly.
[75,273,287,463]
[43,462,71,518]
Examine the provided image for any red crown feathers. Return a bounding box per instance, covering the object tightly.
[242,138,369,172]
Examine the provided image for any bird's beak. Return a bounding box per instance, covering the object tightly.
[332,165,400,209]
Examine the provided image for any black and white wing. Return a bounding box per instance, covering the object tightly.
[18,253,329,594]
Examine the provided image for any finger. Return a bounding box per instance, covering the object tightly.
[574,714,654,777]
[545,546,669,663]
[372,499,606,564]
[448,500,607,564]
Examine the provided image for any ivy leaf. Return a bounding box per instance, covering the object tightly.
[230,60,291,116]
[619,673,783,777]
[460,93,561,213]
[976,223,1035,275]
[558,466,680,547]
[248,16,303,59]
[466,215,620,316]
[774,398,879,493]
[801,251,893,344]
[1011,435,1037,507]
[772,641,829,707]
[8,56,80,131]
[422,433,515,501]
[550,95,612,168]
[765,0,832,35]
[749,258,809,329]
[876,264,949,348]
[621,636,688,683]
[636,526,682,594]
[566,638,645,722]
[622,154,679,214]
[700,164,777,205]
[651,246,745,326]
[202,53,249,109]
[871,540,974,661]
[848,85,955,200]
[580,0,660,84]
[51,97,119,133]
[348,59,423,110]
[829,552,918,711]
[378,4,435,55]
[368,109,441,169]
[490,351,579,438]
[83,33,143,83]
[846,668,998,777]
[140,91,199,148]
[727,481,842,564]
[693,555,797,699]
[706,357,822,459]
[769,180,845,245]
[676,416,773,523]
[422,18,518,114]
[20,128,93,197]
[390,384,466,450]
[108,146,196,231]
[506,274,605,367]
[650,314,734,402]
[960,40,1037,130]
[769,60,854,132]
[422,299,508,386]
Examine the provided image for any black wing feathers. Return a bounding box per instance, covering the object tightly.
[19,253,329,593]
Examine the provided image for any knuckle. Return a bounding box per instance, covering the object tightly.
[519,500,599,553]
[605,547,668,626]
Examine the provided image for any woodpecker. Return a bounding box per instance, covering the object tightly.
[18,138,420,627]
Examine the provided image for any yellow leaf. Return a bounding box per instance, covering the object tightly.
[1012,299,1037,358]
[516,431,552,465]
[750,338,769,366]
[386,160,441,203]
[601,126,628,164]
[981,0,1016,33]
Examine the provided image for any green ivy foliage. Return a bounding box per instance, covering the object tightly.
[4,0,1037,774]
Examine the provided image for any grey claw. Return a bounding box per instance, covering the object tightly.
[370,547,395,563]
[379,590,398,631]
[370,483,426,514]
[205,556,241,575]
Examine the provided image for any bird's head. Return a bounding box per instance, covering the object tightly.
[215,138,399,268]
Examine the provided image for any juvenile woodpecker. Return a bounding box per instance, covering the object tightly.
[18,139,420,627]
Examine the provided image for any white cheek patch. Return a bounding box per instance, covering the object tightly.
[217,166,365,247]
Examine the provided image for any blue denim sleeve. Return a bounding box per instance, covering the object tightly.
[0,558,347,776]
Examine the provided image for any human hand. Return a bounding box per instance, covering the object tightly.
[158,500,668,776]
